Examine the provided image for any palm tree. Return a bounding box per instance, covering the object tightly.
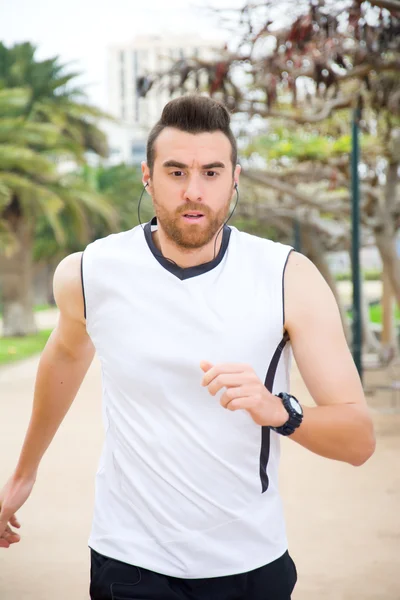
[0,42,109,158]
[0,44,117,336]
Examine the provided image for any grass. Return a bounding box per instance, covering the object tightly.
[348,303,400,325]
[0,328,53,366]
[369,303,400,324]
[335,270,382,282]
[34,303,53,313]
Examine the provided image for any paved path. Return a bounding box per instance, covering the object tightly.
[0,348,399,599]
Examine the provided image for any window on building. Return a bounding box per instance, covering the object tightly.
[131,141,146,165]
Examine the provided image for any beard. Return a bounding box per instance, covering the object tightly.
[152,193,232,250]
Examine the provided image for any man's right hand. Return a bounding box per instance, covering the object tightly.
[0,474,36,548]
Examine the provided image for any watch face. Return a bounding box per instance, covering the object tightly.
[290,398,302,414]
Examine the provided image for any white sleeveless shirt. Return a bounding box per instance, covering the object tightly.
[83,219,293,578]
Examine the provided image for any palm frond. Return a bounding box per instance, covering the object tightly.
[0,118,61,147]
[0,144,57,179]
[0,87,31,116]
[0,173,65,240]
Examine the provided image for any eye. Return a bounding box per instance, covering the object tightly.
[205,171,218,177]
[171,171,185,177]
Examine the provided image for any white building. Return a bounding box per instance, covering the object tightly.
[106,34,220,165]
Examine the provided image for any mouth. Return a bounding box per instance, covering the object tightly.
[182,212,205,222]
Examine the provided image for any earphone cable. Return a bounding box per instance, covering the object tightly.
[212,185,239,260]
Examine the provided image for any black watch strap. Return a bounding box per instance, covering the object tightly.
[271,392,303,436]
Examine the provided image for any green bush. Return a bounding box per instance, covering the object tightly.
[0,328,52,365]
[335,269,382,282]
[347,304,400,325]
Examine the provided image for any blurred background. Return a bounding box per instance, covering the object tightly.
[0,1,399,598]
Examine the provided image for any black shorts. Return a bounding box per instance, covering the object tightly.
[89,548,297,600]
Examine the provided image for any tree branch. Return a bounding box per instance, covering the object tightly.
[255,165,348,186]
[247,96,353,124]
[242,170,348,214]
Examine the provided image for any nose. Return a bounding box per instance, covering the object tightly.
[183,175,203,202]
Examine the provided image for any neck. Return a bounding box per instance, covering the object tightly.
[152,226,223,268]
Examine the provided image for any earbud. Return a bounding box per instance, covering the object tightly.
[234,182,238,190]
[144,182,149,188]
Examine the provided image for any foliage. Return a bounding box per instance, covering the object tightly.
[335,269,383,282]
[347,303,400,324]
[0,42,120,337]
[0,328,52,365]
[0,43,116,255]
[33,163,150,261]
[0,42,109,156]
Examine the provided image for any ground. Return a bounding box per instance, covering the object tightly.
[0,351,399,599]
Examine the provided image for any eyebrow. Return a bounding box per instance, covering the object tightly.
[162,160,226,169]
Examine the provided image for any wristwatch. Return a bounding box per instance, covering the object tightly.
[271,392,303,436]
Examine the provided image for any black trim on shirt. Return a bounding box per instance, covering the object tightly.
[81,251,87,320]
[260,331,290,493]
[282,248,294,327]
[143,217,231,280]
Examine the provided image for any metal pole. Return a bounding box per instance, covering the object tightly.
[351,107,363,381]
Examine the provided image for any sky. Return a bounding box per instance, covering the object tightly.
[0,0,244,109]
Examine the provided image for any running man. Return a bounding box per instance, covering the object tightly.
[0,95,375,600]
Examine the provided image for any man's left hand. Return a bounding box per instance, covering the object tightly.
[200,361,288,428]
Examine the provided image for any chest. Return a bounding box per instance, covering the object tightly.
[88,266,284,388]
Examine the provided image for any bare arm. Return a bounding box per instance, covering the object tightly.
[284,252,375,466]
[0,252,94,546]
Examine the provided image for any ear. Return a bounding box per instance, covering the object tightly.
[141,161,152,191]
[233,164,241,189]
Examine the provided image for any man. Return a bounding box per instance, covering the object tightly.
[0,95,375,599]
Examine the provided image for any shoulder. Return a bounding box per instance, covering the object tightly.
[284,251,340,330]
[285,251,325,287]
[53,252,85,322]
[85,226,141,258]
[230,227,293,265]
[232,227,292,251]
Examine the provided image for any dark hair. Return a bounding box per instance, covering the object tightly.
[146,95,237,174]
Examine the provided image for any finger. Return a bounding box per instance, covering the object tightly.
[207,374,253,397]
[224,397,260,412]
[0,504,14,528]
[201,363,249,387]
[9,515,20,529]
[0,538,10,549]
[200,360,213,373]
[220,385,255,408]
[0,515,19,537]
[1,525,20,545]
[0,518,8,538]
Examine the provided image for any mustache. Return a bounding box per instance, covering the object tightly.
[176,203,211,215]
